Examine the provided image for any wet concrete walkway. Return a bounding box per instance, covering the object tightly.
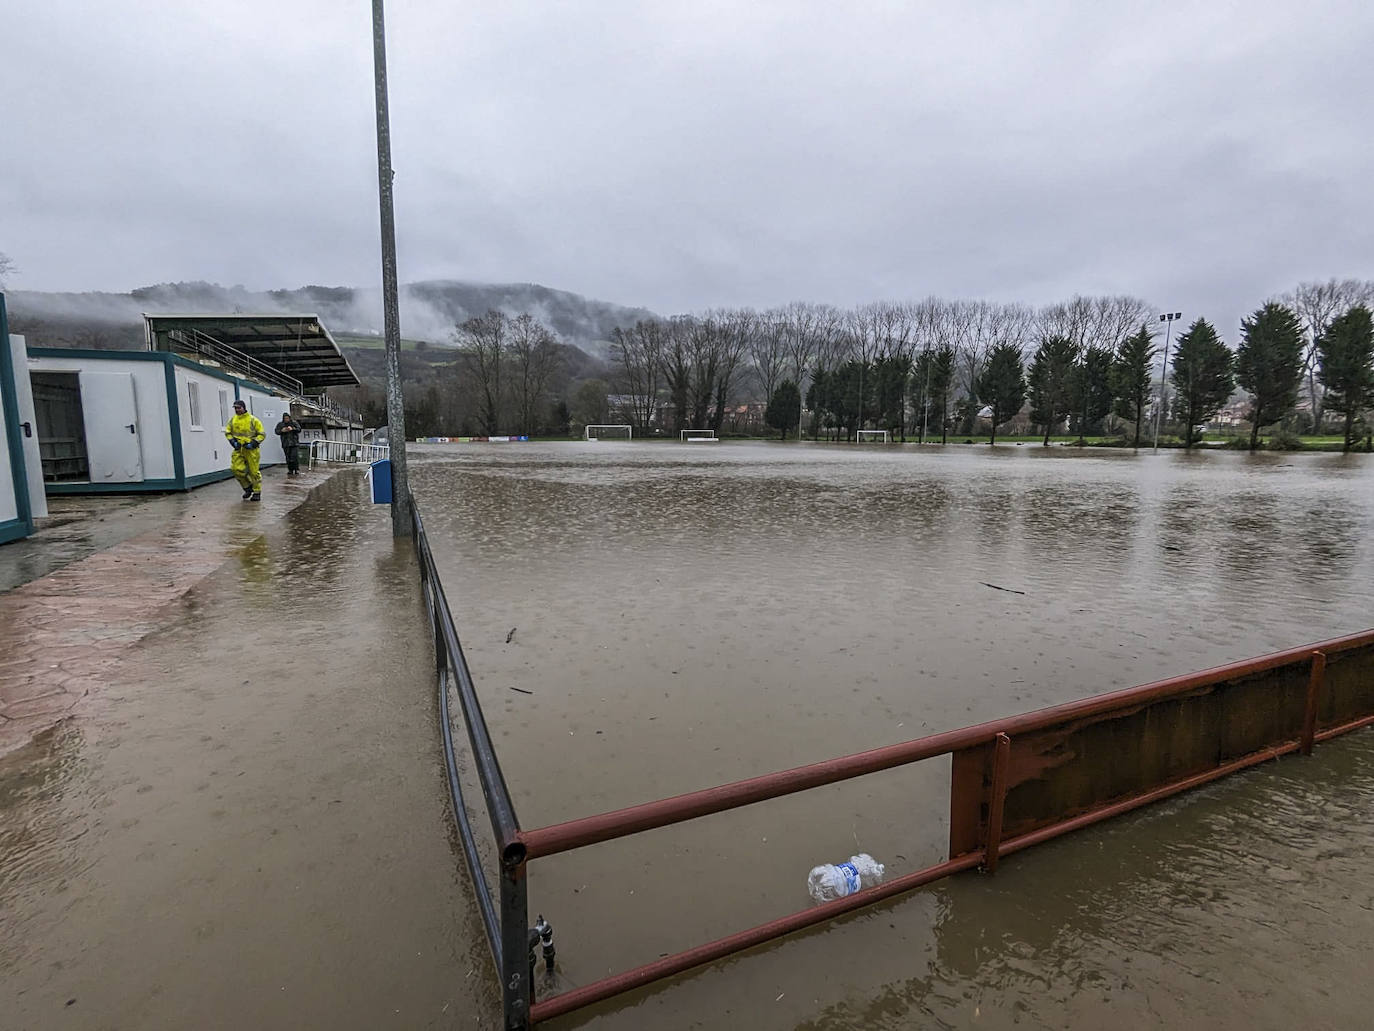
[1,470,346,757]
[1,471,498,1029]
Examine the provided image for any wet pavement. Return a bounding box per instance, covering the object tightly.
[1,469,344,757]
[1,469,500,1029]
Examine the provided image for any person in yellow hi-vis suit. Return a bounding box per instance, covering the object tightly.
[224,398,267,501]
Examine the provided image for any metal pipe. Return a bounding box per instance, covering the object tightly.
[527,852,984,1024]
[1300,650,1325,755]
[438,667,502,965]
[983,733,1011,874]
[500,859,531,1030]
[413,503,524,860]
[518,629,1374,858]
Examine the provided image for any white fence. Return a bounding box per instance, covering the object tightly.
[309,440,390,467]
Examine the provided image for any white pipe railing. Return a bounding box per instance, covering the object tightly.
[309,439,390,467]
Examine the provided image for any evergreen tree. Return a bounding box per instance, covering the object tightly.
[1316,305,1374,452]
[872,355,911,440]
[1071,345,1116,440]
[912,346,956,443]
[930,344,955,444]
[976,342,1026,445]
[805,368,830,440]
[764,380,802,440]
[1169,318,1234,448]
[1027,335,1077,445]
[1236,303,1305,450]
[1110,324,1156,447]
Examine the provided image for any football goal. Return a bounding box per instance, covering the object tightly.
[680,429,718,442]
[856,429,891,443]
[584,424,633,441]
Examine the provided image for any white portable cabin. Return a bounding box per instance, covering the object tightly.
[25,348,291,494]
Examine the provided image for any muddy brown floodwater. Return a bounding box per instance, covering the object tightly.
[411,441,1374,1030]
[2,444,1371,1030]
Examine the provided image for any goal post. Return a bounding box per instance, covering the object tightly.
[584,424,633,441]
[680,429,718,442]
[856,429,891,443]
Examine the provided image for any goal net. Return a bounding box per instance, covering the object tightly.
[680,429,718,442]
[856,429,891,443]
[585,424,633,441]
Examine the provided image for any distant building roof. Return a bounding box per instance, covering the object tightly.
[143,313,360,389]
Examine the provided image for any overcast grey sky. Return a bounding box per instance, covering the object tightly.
[4,0,1373,334]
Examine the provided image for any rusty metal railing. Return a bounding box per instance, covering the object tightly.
[519,631,1374,1024]
[409,491,1374,1028]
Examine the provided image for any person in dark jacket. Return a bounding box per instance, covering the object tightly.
[275,412,303,476]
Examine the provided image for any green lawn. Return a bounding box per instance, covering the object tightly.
[335,335,432,351]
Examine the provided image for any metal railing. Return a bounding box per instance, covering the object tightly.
[167,327,305,398]
[410,494,532,1028]
[408,487,1374,1028]
[308,440,389,466]
[302,392,364,426]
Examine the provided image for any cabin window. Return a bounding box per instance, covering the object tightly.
[187,382,202,428]
[219,389,230,427]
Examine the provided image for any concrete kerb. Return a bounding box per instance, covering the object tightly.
[0,466,357,759]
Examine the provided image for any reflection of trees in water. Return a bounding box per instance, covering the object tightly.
[1218,490,1281,582]
[1293,502,1358,570]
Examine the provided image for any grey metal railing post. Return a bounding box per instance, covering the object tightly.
[501,857,531,1030]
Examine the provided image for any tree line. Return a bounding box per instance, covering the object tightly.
[609,281,1374,452]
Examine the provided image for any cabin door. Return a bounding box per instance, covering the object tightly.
[80,371,145,483]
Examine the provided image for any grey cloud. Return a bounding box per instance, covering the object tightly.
[4,0,1373,339]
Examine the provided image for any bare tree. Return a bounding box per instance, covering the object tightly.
[710,309,753,431]
[0,251,15,288]
[1283,279,1374,429]
[747,310,789,406]
[508,313,563,436]
[610,319,665,431]
[662,316,694,432]
[455,310,507,434]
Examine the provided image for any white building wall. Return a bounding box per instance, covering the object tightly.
[27,355,175,481]
[174,365,238,479]
[0,359,17,525]
[8,335,45,517]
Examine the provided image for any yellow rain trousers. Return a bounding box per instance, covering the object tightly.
[225,412,267,493]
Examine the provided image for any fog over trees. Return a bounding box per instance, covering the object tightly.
[6,273,1374,447]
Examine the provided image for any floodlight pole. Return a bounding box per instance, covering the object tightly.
[371,0,412,536]
[1151,311,1182,451]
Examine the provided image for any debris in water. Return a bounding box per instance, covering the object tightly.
[509,687,533,695]
[505,627,517,643]
[978,581,1026,595]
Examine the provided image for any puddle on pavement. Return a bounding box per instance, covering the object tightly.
[1,471,500,1030]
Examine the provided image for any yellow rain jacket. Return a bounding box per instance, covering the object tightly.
[225,412,267,493]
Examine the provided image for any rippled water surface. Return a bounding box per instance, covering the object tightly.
[412,441,1374,1029]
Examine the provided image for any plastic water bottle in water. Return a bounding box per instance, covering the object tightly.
[807,853,885,902]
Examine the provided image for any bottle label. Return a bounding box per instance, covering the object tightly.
[839,862,860,895]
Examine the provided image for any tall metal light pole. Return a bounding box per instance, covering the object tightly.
[1151,311,1182,451]
[371,0,412,536]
